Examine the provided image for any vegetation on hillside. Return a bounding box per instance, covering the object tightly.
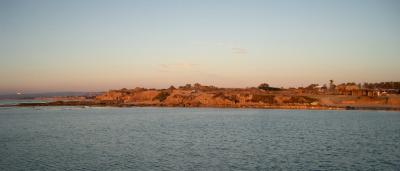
[153,91,170,102]
[251,94,276,104]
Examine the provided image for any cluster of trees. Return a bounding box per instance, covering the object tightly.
[177,81,400,93]
[258,83,281,91]
[362,82,400,90]
[258,81,400,92]
[336,82,400,90]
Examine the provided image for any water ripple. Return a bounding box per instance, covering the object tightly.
[0,108,399,170]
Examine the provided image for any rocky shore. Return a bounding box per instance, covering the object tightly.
[6,83,400,111]
[12,100,346,110]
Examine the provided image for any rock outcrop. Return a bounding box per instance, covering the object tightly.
[12,83,400,111]
[94,84,321,108]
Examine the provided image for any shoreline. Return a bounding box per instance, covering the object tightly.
[2,101,400,111]
[2,83,399,112]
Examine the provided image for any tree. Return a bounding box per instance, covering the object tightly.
[168,85,176,90]
[258,83,281,91]
[329,80,335,90]
[258,83,270,90]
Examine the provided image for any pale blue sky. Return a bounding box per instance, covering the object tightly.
[1,0,399,93]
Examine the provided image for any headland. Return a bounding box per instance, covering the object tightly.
[6,82,400,111]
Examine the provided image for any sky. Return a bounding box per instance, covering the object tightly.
[1,0,400,94]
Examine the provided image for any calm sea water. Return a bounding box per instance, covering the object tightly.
[0,107,399,170]
[0,99,49,105]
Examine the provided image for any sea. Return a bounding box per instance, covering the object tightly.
[0,100,399,170]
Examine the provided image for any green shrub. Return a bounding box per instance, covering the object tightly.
[251,95,276,104]
[153,91,170,102]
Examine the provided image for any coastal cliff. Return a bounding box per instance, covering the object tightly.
[10,83,400,110]
[94,84,320,108]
